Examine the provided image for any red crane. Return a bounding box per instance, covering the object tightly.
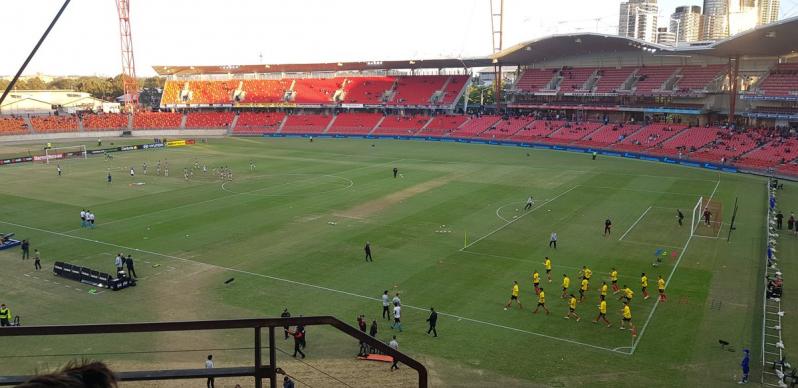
[116,0,138,112]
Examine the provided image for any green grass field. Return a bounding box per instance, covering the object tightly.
[0,136,777,387]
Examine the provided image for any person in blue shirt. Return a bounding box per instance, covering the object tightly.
[739,348,750,384]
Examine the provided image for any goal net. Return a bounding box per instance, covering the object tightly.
[43,145,87,164]
[691,196,723,237]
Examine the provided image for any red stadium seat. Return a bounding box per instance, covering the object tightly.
[418,115,469,136]
[327,112,383,134]
[0,116,28,135]
[185,112,235,129]
[30,115,78,133]
[371,115,429,136]
[452,115,502,137]
[133,112,182,129]
[233,112,286,134]
[82,114,129,131]
[281,114,333,134]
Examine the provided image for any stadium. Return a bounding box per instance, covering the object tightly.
[0,1,797,387]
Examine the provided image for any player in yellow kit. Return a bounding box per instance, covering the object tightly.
[620,301,634,330]
[592,298,611,327]
[533,287,550,315]
[504,281,523,310]
[619,285,634,302]
[641,273,650,300]
[564,294,581,321]
[657,275,667,302]
[610,267,620,293]
[579,266,593,281]
[532,270,541,295]
[600,281,609,300]
[543,257,552,283]
[561,274,570,298]
[579,278,589,302]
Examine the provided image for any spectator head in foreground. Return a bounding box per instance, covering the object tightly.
[18,360,117,388]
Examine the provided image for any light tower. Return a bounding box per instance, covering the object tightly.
[490,0,504,110]
[116,0,139,111]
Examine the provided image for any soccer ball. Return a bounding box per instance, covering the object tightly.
[503,308,507,311]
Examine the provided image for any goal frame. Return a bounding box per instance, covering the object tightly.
[44,145,87,164]
[690,196,704,237]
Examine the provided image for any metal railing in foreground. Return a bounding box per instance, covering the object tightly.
[0,316,428,388]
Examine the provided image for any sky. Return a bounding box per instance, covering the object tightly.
[1,0,796,77]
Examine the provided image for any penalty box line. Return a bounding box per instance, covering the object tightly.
[0,219,630,356]
[629,177,720,354]
[461,185,579,252]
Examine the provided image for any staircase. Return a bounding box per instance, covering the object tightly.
[322,115,337,134]
[179,113,187,129]
[368,116,386,135]
[228,114,239,135]
[276,115,289,133]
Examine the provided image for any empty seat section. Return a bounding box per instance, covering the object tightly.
[233,112,286,134]
[675,65,726,92]
[478,116,534,139]
[30,115,78,133]
[0,116,28,135]
[185,112,235,128]
[452,115,502,137]
[512,120,565,141]
[612,123,685,152]
[372,115,429,136]
[758,63,798,97]
[343,77,394,104]
[133,112,182,129]
[633,66,678,95]
[575,124,641,148]
[327,112,383,134]
[558,68,595,92]
[515,69,557,93]
[187,81,237,105]
[593,68,635,93]
[392,76,448,105]
[419,115,468,136]
[240,80,290,103]
[161,81,182,105]
[547,122,603,142]
[292,78,343,104]
[776,162,798,176]
[83,114,128,131]
[438,75,470,105]
[281,114,333,134]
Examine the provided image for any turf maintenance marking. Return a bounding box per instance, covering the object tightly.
[62,159,402,233]
[461,185,578,251]
[630,177,720,354]
[220,173,354,197]
[618,206,652,241]
[0,219,632,356]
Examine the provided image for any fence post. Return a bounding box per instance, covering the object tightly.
[269,326,277,388]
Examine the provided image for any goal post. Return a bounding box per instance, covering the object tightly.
[691,196,704,237]
[44,145,87,164]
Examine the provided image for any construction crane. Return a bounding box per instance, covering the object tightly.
[116,0,139,112]
[490,0,504,111]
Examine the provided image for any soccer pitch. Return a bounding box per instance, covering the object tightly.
[0,137,771,386]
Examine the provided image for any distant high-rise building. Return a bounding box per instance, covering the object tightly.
[656,27,676,45]
[701,0,728,40]
[670,5,703,43]
[619,0,659,43]
[758,0,780,25]
[700,0,780,40]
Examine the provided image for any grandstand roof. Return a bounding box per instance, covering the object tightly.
[153,17,798,76]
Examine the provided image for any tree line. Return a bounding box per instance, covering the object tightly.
[0,76,165,101]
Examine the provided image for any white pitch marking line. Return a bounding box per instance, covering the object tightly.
[0,218,628,355]
[495,202,524,223]
[618,206,652,241]
[630,177,720,354]
[461,185,578,251]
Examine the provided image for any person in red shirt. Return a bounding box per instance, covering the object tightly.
[289,328,305,358]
